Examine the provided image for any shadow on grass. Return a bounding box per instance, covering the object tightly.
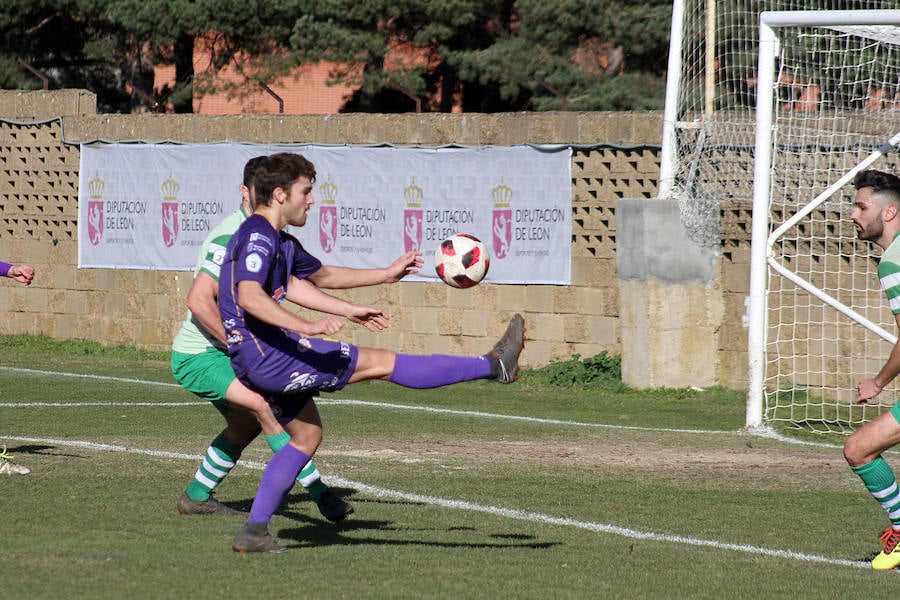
[4,443,84,458]
[231,487,559,551]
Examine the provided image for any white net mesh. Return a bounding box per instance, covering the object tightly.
[668,2,900,433]
[766,21,900,433]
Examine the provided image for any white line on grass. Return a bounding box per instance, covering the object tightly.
[0,433,870,571]
[0,365,182,387]
[0,365,733,435]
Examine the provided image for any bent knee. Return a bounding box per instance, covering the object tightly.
[844,433,872,467]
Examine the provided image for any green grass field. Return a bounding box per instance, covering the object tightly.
[0,336,896,599]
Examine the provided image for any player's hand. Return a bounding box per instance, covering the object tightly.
[346,305,390,332]
[383,251,423,283]
[856,378,883,404]
[302,316,344,337]
[9,264,34,286]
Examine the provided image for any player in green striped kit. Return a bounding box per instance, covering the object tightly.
[845,169,900,570]
[171,156,352,521]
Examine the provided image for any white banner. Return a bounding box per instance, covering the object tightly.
[78,143,572,284]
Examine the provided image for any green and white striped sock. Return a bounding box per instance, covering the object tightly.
[852,456,900,528]
[185,431,242,502]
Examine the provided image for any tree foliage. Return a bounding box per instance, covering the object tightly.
[0,0,672,113]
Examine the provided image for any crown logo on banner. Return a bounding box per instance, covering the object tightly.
[319,177,338,205]
[404,178,423,208]
[492,178,513,208]
[161,175,180,201]
[88,173,105,199]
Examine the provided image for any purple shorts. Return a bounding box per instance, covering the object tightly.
[234,334,359,397]
[268,393,315,425]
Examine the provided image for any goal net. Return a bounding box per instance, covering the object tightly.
[750,11,900,433]
[661,2,900,433]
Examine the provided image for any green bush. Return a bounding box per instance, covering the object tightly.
[525,352,627,390]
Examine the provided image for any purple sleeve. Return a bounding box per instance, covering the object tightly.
[0,261,13,278]
[233,229,276,289]
[291,240,323,280]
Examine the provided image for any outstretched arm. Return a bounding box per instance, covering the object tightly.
[307,251,423,289]
[858,312,900,403]
[236,279,344,337]
[287,277,390,332]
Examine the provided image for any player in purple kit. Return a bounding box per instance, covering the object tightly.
[219,152,525,552]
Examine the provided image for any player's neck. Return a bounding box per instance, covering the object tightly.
[253,205,285,231]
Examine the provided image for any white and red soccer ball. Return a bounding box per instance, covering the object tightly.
[434,233,490,288]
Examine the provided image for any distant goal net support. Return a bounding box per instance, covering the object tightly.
[747,10,900,433]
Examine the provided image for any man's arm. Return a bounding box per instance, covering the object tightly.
[306,251,423,289]
[236,279,344,337]
[286,277,389,332]
[185,271,226,344]
[0,262,34,286]
[857,312,900,403]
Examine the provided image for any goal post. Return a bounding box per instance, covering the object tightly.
[747,10,900,431]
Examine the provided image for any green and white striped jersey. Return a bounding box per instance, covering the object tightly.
[172,206,249,355]
[879,233,900,315]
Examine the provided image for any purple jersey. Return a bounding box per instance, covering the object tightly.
[219,214,357,395]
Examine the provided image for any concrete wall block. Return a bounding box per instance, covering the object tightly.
[528,313,565,342]
[718,350,748,389]
[444,287,476,309]
[620,325,650,385]
[569,257,591,287]
[460,310,490,338]
[422,283,449,307]
[47,289,68,314]
[399,284,426,308]
[564,314,617,345]
[8,286,40,312]
[0,90,95,120]
[552,286,577,313]
[524,285,554,313]
[521,338,551,367]
[438,308,464,336]
[468,286,508,315]
[649,326,717,388]
[723,262,751,294]
[643,282,717,327]
[411,307,440,334]
[589,315,618,346]
[423,333,464,356]
[49,312,79,340]
[575,287,611,316]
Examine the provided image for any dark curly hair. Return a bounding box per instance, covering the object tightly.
[253,153,317,206]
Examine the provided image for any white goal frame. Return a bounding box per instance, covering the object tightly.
[746,10,900,429]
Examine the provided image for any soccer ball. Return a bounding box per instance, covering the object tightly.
[434,233,490,288]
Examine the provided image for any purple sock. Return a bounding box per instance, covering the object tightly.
[388,353,492,389]
[248,444,310,525]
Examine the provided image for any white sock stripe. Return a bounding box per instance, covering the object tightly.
[201,457,231,479]
[888,506,900,521]
[873,481,898,500]
[205,448,236,470]
[299,468,321,487]
[194,469,217,490]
